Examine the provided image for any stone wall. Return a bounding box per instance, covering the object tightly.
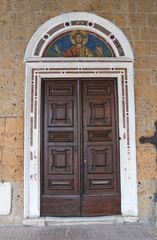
[0,0,156,224]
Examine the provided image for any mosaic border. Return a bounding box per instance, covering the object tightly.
[33,21,125,57]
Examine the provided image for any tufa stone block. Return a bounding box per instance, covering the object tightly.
[141,28,157,41]
[97,12,114,22]
[138,86,157,100]
[23,0,42,12]
[0,13,16,26]
[135,99,151,117]
[150,56,157,69]
[0,99,19,118]
[12,27,27,41]
[138,179,156,195]
[43,0,63,11]
[5,117,24,134]
[151,202,157,228]
[151,69,157,85]
[135,117,145,132]
[18,101,24,117]
[131,27,140,40]
[137,0,156,13]
[0,41,11,56]
[100,0,119,11]
[135,56,151,69]
[134,41,151,55]
[0,0,11,13]
[128,13,146,26]
[84,0,100,11]
[114,13,128,26]
[10,41,27,56]
[0,85,15,101]
[37,12,50,26]
[151,100,157,116]
[135,70,151,85]
[0,56,15,70]
[10,70,25,86]
[16,12,36,27]
[119,0,136,12]
[136,146,156,163]
[0,27,4,40]
[0,149,24,181]
[152,42,157,55]
[0,118,5,136]
[145,116,157,132]
[26,27,37,41]
[49,12,62,20]
[14,84,25,101]
[11,0,24,12]
[64,0,84,11]
[138,194,153,220]
[147,14,157,27]
[15,56,25,71]
[4,131,24,149]
[137,160,157,179]
[121,27,132,40]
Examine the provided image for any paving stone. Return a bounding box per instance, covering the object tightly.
[0,223,156,240]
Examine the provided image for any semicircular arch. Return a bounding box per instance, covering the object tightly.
[24,12,134,60]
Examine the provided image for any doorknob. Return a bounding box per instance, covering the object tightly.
[84,159,87,163]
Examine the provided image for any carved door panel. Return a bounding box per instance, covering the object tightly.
[81,80,121,216]
[41,80,80,216]
[41,78,120,216]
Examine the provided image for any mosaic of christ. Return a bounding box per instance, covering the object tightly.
[43,30,114,57]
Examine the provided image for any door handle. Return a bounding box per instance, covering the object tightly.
[84,159,87,163]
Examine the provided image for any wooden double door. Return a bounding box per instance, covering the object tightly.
[41,78,121,216]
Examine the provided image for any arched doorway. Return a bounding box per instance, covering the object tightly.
[24,12,138,221]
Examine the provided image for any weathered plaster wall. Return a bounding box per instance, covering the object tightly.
[0,0,156,224]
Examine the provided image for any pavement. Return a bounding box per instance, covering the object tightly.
[0,223,157,240]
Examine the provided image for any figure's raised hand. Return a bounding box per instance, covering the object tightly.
[54,45,59,52]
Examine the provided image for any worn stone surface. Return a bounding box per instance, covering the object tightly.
[137,0,156,13]
[114,13,128,26]
[136,147,156,163]
[140,28,157,41]
[137,161,157,179]
[138,194,154,220]
[151,202,157,228]
[0,223,157,240]
[0,149,23,181]
[84,0,100,11]
[147,14,157,27]
[152,42,157,55]
[64,0,84,11]
[134,42,151,55]
[151,70,157,85]
[135,70,151,85]
[97,12,114,22]
[128,13,146,26]
[100,0,120,12]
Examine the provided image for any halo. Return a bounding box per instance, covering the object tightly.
[70,30,88,45]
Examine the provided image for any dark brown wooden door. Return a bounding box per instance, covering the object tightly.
[41,78,120,217]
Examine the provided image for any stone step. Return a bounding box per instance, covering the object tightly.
[22,215,139,227]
